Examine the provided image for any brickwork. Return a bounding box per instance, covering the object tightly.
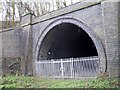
[0,0,119,77]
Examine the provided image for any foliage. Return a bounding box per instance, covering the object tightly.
[0,0,85,28]
[0,75,120,88]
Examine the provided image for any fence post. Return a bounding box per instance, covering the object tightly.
[61,59,64,78]
[52,59,54,77]
[70,58,73,78]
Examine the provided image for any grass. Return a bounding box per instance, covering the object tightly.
[0,75,120,88]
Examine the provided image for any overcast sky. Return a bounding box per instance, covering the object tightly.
[0,0,83,21]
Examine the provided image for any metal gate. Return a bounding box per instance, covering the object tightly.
[35,56,99,78]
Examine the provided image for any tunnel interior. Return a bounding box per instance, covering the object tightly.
[38,23,98,60]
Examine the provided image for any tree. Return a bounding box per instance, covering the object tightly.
[0,0,82,29]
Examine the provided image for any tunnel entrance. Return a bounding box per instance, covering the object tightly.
[38,23,98,60]
[36,23,100,78]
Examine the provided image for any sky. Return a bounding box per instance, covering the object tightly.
[0,0,82,21]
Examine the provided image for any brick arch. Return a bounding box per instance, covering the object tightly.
[34,18,107,74]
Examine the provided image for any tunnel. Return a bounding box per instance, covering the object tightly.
[38,23,98,60]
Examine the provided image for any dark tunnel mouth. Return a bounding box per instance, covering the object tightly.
[38,23,98,60]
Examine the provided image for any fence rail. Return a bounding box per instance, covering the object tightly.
[35,56,100,78]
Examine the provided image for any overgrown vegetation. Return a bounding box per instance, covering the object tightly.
[0,75,119,88]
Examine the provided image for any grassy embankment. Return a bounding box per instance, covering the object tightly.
[0,75,119,88]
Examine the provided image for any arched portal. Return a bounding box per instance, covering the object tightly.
[35,18,106,77]
[38,23,98,60]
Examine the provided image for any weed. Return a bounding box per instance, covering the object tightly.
[0,75,119,88]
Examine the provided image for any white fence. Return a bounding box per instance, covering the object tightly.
[35,56,100,78]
